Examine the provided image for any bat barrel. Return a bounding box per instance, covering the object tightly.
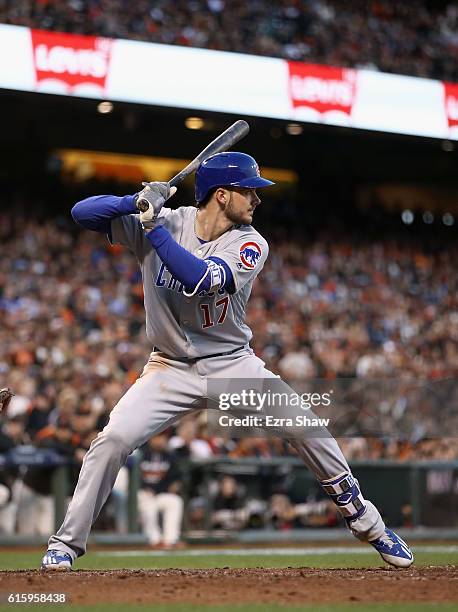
[168,120,250,187]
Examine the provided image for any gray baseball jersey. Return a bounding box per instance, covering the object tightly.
[110,206,268,358]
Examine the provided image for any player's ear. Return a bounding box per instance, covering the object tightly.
[215,188,228,207]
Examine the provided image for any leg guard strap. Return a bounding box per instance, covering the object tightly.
[320,471,366,522]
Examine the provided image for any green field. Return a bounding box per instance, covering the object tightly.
[0,545,457,571]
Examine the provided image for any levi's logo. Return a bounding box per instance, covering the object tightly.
[31,29,112,96]
[288,62,357,117]
[444,82,458,129]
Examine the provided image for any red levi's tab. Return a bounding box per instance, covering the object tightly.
[31,29,112,96]
[444,81,458,131]
[287,61,357,122]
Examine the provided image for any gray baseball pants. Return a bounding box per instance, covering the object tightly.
[48,349,385,559]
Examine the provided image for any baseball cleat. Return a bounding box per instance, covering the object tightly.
[369,528,414,568]
[41,550,73,570]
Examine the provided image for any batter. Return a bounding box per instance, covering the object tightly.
[41,152,413,569]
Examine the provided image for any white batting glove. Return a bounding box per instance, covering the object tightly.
[135,182,177,230]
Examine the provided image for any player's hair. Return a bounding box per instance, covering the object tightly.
[196,188,217,208]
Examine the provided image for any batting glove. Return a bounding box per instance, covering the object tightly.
[135,181,177,230]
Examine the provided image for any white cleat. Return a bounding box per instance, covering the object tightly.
[369,528,414,568]
[41,549,73,571]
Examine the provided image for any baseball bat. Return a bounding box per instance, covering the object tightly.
[136,119,250,211]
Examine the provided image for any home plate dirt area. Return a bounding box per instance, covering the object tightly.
[2,567,457,605]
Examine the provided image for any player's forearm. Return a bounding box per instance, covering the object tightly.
[146,226,234,294]
[71,194,137,233]
[146,225,209,291]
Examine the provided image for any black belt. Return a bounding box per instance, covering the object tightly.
[153,346,246,361]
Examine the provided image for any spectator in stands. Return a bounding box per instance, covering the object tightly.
[168,415,213,459]
[268,494,297,530]
[268,491,339,530]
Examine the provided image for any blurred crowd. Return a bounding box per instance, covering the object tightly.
[0,200,457,536]
[0,0,457,82]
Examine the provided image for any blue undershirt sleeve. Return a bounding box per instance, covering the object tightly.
[145,226,234,294]
[71,195,137,233]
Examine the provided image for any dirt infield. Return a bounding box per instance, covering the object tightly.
[1,567,457,605]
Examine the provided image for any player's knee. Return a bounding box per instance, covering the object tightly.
[99,407,149,452]
[92,429,133,458]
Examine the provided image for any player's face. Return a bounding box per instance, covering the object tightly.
[224,187,261,225]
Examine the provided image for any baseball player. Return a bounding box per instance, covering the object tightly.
[137,434,184,548]
[41,152,413,569]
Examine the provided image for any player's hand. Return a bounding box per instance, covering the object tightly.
[136,181,177,230]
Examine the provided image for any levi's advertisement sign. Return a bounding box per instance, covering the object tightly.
[0,24,456,141]
[444,82,458,135]
[31,29,112,97]
[287,61,357,125]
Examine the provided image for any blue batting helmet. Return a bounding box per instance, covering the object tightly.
[195,152,274,203]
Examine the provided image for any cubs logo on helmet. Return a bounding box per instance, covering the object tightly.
[239,242,262,269]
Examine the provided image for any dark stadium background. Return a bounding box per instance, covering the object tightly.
[1,87,457,230]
